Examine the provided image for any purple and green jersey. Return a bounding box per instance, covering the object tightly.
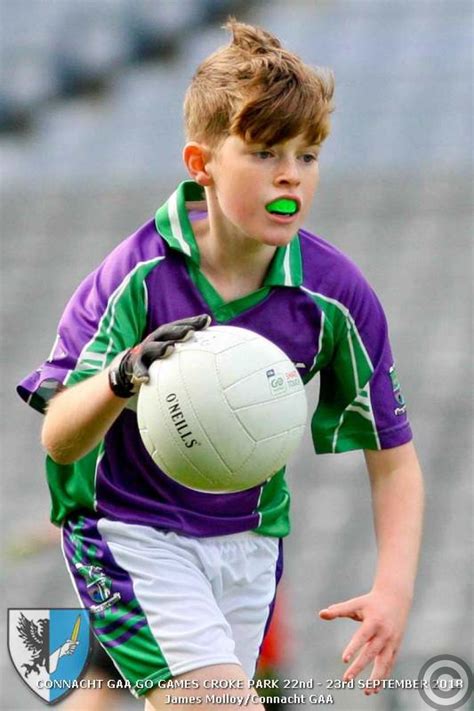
[17,181,412,538]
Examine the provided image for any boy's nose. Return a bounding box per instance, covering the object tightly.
[274,161,300,186]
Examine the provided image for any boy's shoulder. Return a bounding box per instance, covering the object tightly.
[298,227,372,306]
[108,218,167,266]
[74,218,171,303]
[90,217,172,290]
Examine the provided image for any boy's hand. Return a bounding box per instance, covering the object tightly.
[319,589,412,695]
[108,314,211,398]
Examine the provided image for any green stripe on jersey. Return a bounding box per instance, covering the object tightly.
[155,182,201,264]
[66,258,164,386]
[186,259,271,322]
[254,468,290,537]
[301,288,380,453]
[47,448,102,525]
[266,235,302,287]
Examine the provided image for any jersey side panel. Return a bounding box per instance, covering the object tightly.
[298,229,412,454]
[18,220,166,524]
[253,468,291,537]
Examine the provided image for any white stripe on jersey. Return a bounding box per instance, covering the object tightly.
[282,244,292,286]
[299,287,379,452]
[168,190,191,257]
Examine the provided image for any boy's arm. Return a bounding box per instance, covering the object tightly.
[41,315,211,465]
[41,368,128,465]
[319,441,424,694]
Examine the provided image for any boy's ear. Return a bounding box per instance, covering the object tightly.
[183,143,213,186]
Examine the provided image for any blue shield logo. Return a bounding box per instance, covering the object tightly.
[8,608,91,704]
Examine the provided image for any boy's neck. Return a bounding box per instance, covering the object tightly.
[191,195,277,301]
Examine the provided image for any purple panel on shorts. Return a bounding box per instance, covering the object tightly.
[256,538,285,668]
[104,621,150,649]
[62,515,143,640]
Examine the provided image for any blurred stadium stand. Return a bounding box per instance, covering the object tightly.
[0,0,251,132]
[1,1,472,709]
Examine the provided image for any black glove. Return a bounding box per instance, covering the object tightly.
[108,314,211,398]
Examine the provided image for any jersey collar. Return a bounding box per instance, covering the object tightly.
[155,180,303,288]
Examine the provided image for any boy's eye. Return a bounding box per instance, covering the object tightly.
[255,150,273,159]
[301,153,318,163]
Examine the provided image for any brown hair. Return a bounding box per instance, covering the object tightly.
[184,18,335,148]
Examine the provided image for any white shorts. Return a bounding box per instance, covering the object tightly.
[62,514,282,697]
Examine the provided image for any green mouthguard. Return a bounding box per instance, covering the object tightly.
[266,198,298,214]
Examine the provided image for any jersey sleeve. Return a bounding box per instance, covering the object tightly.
[311,276,412,453]
[17,240,159,414]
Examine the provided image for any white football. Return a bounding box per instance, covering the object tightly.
[137,325,307,493]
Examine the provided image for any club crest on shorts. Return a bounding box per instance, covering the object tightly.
[74,562,121,613]
[8,608,91,704]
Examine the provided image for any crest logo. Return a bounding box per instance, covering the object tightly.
[75,563,121,614]
[389,364,406,414]
[8,608,91,704]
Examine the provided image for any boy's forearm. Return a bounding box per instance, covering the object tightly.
[41,368,128,465]
[319,443,423,687]
[365,442,424,599]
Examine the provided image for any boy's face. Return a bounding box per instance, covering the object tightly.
[206,133,320,247]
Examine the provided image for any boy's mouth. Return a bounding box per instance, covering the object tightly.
[265,197,300,217]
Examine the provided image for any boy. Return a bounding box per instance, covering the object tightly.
[18,19,423,710]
